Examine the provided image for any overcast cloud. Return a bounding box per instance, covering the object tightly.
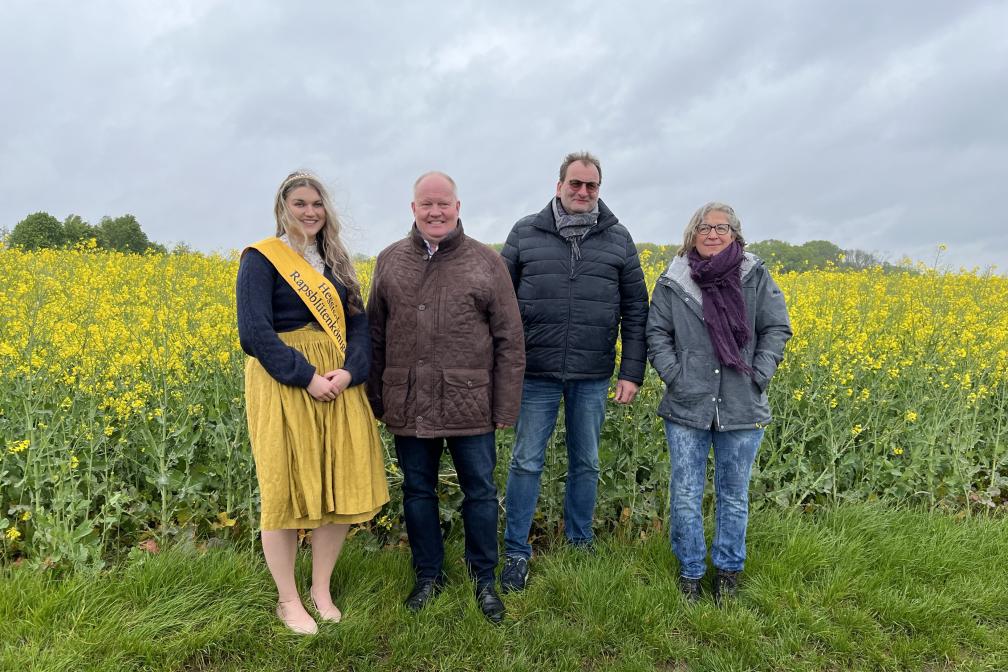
[2,1,1005,271]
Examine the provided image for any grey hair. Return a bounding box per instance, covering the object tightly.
[677,202,746,256]
[413,171,458,199]
[558,151,602,183]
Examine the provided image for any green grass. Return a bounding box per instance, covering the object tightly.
[3,505,1006,671]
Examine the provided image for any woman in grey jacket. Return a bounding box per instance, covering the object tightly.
[646,202,791,603]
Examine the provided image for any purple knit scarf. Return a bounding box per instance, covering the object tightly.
[687,241,753,375]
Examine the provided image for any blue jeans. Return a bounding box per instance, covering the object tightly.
[394,432,498,589]
[664,420,764,579]
[504,377,609,558]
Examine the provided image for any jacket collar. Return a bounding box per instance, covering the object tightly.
[660,252,760,305]
[409,221,465,256]
[531,198,618,236]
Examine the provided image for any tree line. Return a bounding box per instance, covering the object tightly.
[635,240,894,273]
[3,211,166,254]
[487,240,892,273]
[6,212,891,271]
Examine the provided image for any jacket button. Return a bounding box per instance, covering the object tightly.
[467,380,472,387]
[418,304,426,311]
[416,416,423,423]
[714,368,720,374]
[712,397,716,402]
[418,359,425,366]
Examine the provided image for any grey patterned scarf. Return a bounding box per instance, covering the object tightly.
[552,197,598,261]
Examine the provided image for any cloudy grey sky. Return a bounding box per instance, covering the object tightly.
[2,1,1005,270]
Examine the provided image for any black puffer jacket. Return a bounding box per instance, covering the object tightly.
[501,199,649,383]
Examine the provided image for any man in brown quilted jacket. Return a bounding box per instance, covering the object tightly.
[366,171,525,624]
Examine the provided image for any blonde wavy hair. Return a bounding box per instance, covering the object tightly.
[273,171,364,314]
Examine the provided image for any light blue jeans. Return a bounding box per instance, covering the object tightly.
[504,377,610,558]
[664,420,764,579]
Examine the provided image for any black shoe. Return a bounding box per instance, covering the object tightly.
[476,584,505,624]
[712,569,740,603]
[404,579,443,612]
[500,555,529,593]
[678,576,702,603]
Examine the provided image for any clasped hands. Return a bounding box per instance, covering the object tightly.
[307,369,352,402]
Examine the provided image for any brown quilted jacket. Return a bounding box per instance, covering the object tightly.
[366,224,525,437]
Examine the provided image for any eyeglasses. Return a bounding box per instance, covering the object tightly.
[696,223,731,235]
[566,179,600,193]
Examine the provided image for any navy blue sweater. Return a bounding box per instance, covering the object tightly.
[236,248,369,388]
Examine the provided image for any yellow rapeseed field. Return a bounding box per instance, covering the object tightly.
[1,244,1006,565]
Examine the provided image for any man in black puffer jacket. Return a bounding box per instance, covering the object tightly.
[499,152,649,592]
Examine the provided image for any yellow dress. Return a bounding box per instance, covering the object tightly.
[245,324,390,530]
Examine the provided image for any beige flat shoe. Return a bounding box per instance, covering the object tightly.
[276,600,318,635]
[310,590,343,623]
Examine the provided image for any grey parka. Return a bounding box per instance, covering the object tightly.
[646,253,792,431]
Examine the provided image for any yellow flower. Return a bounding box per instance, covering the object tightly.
[904,410,918,423]
[213,511,237,528]
[69,455,80,469]
[4,527,20,541]
[893,446,904,456]
[20,511,32,521]
[851,424,863,437]
[6,439,29,454]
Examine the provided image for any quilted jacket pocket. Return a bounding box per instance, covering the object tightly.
[381,366,411,427]
[441,368,491,428]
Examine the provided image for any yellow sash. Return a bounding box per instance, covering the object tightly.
[245,237,348,353]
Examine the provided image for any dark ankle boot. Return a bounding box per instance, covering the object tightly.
[712,569,740,603]
[678,576,702,603]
